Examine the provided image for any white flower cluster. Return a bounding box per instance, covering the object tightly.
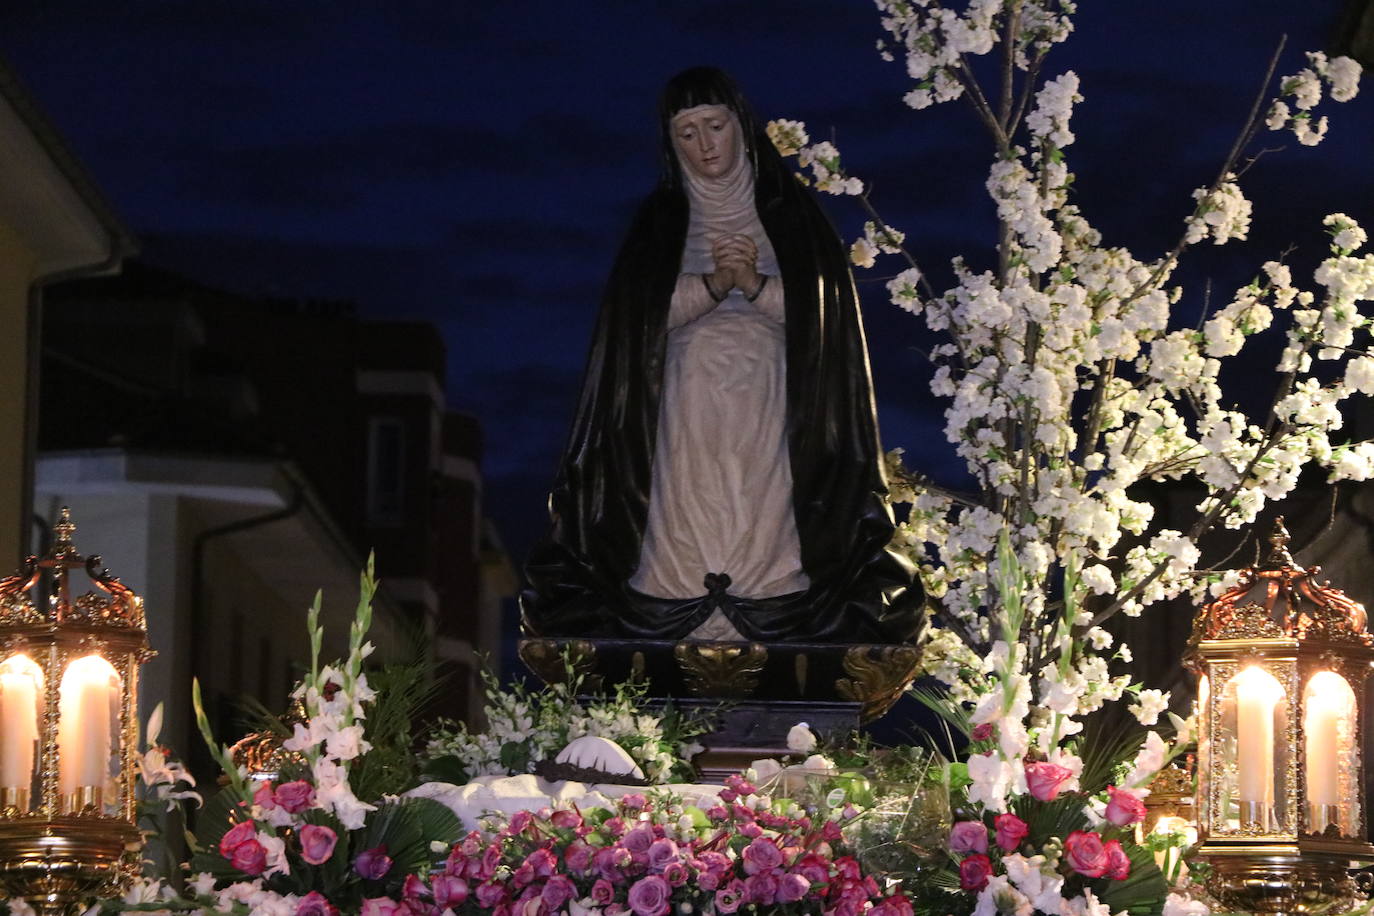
[1267,52,1362,146]
[276,594,380,829]
[424,672,704,784]
[764,118,808,157]
[137,702,201,812]
[1184,175,1251,245]
[874,0,1073,110]
[850,220,907,269]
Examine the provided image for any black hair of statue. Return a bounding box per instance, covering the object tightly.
[658,66,765,189]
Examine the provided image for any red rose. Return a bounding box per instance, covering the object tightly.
[994,813,1029,853]
[1064,830,1108,878]
[1103,839,1131,881]
[219,820,258,859]
[1104,786,1147,827]
[970,723,995,742]
[231,839,268,876]
[959,853,992,892]
[297,891,340,916]
[1024,761,1075,801]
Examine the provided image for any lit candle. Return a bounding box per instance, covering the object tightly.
[1234,666,1284,817]
[0,656,40,790]
[1304,676,1344,808]
[57,655,118,797]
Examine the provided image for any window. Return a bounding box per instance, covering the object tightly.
[367,418,406,526]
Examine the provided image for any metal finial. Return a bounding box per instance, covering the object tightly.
[51,506,79,560]
[1260,515,1294,569]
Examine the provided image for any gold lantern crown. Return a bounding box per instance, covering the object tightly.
[1187,516,1370,655]
[0,508,146,633]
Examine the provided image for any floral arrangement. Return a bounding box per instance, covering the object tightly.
[762,2,1374,912]
[421,660,708,785]
[421,774,911,916]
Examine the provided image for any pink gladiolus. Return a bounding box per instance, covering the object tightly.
[299,824,338,865]
[1024,761,1075,801]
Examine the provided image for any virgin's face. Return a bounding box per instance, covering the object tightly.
[671,104,737,180]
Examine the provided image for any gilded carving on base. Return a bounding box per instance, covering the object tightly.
[517,639,601,692]
[835,645,922,723]
[673,642,766,698]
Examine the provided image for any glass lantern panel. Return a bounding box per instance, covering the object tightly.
[1219,666,1288,834]
[56,654,121,815]
[1196,675,1211,833]
[0,654,44,813]
[1302,670,1358,836]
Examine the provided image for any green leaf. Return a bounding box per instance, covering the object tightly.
[356,797,463,894]
[500,740,531,774]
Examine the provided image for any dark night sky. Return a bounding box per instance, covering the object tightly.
[2,2,1371,566]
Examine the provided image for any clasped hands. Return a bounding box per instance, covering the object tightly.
[705,234,765,301]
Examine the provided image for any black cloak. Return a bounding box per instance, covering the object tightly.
[522,67,922,644]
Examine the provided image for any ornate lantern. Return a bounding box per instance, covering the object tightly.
[0,509,151,914]
[1186,517,1374,914]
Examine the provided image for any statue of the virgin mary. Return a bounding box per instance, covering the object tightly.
[522,67,922,644]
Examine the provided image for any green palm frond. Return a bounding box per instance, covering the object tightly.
[1098,841,1168,915]
[355,797,463,893]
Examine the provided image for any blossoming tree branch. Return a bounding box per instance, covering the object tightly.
[764,2,1367,914]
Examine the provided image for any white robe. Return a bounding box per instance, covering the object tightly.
[629,123,810,634]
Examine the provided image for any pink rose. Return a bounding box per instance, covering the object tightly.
[627,875,671,916]
[776,873,810,903]
[958,854,992,892]
[994,813,1029,853]
[621,793,648,810]
[296,892,339,916]
[476,880,509,909]
[565,840,594,874]
[1103,839,1131,881]
[1104,786,1147,827]
[525,848,557,879]
[591,879,615,905]
[433,875,469,908]
[948,820,988,855]
[794,852,829,885]
[741,837,783,875]
[744,873,778,905]
[647,838,679,872]
[602,817,627,837]
[274,780,315,814]
[230,839,267,876]
[870,894,914,916]
[622,825,655,856]
[1064,830,1108,879]
[508,811,533,835]
[714,880,745,915]
[662,862,687,887]
[356,844,393,880]
[402,875,428,901]
[541,875,577,910]
[299,824,338,865]
[551,809,583,829]
[254,782,278,810]
[359,898,402,916]
[1024,761,1074,801]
